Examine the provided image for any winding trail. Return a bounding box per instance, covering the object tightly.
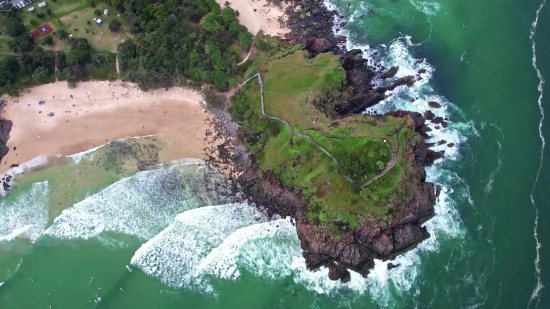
[237,42,255,66]
[240,72,398,187]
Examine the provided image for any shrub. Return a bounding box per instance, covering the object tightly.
[94,9,101,16]
[30,19,38,27]
[37,12,45,19]
[108,19,121,32]
[57,29,69,39]
[46,8,52,15]
[42,36,54,45]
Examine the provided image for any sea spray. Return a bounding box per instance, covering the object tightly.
[130,203,269,292]
[0,182,49,242]
[45,160,233,242]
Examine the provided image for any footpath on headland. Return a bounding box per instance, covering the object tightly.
[239,72,399,188]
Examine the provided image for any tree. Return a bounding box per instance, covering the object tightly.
[32,66,50,83]
[6,20,26,37]
[8,35,34,52]
[42,36,54,45]
[94,9,101,16]
[37,12,46,19]
[108,19,121,32]
[1,55,19,73]
[46,8,52,15]
[57,29,69,39]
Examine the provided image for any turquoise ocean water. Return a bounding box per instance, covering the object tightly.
[1,0,549,308]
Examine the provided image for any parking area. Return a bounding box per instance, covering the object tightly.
[11,0,38,10]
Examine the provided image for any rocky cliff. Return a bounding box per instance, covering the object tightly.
[0,100,12,164]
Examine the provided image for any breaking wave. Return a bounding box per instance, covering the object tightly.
[130,204,269,292]
[45,159,232,242]
[0,182,49,243]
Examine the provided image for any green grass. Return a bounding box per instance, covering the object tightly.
[229,48,420,235]
[1,0,132,57]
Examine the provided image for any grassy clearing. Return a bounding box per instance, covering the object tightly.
[230,47,418,234]
[23,0,130,51]
[0,0,131,57]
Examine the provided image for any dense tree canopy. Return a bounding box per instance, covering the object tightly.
[110,0,252,90]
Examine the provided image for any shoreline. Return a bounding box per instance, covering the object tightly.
[0,80,212,174]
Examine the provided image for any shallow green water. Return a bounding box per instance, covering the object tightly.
[1,0,549,308]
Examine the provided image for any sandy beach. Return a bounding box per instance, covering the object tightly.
[219,0,290,36]
[0,80,211,173]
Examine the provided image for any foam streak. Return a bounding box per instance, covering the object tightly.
[527,0,546,307]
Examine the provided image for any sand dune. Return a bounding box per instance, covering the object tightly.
[1,80,211,173]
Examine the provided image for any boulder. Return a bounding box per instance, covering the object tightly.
[428,101,441,108]
[381,66,399,79]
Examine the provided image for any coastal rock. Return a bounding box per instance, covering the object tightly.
[447,143,455,147]
[388,76,416,90]
[428,101,442,108]
[327,261,351,283]
[0,115,13,164]
[424,110,435,120]
[381,66,399,79]
[426,149,445,166]
[305,37,337,55]
[387,262,400,270]
[431,117,448,128]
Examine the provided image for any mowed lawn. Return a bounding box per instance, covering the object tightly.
[16,0,132,52]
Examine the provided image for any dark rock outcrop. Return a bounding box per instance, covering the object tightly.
[428,101,441,108]
[0,100,13,164]
[381,66,399,79]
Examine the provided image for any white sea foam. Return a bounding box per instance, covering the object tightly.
[198,217,300,281]
[45,160,224,241]
[130,203,268,292]
[528,0,546,307]
[0,182,49,243]
[484,140,503,193]
[0,155,48,196]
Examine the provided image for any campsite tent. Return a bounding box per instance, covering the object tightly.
[104,9,108,16]
[28,7,34,12]
[96,19,103,25]
[38,1,46,8]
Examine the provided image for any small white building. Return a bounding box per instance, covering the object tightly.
[103,9,108,16]
[38,1,46,8]
[28,7,35,12]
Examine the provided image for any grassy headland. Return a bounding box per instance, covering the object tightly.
[230,43,419,234]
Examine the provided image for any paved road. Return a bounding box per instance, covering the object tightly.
[240,72,398,188]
